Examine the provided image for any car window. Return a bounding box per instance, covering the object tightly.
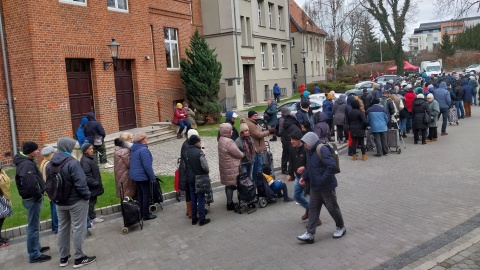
[281,102,297,111]
[311,102,321,110]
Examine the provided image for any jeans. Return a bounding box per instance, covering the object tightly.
[22,199,43,261]
[406,114,412,132]
[93,143,107,164]
[456,101,465,118]
[50,201,58,233]
[135,181,152,218]
[252,153,263,185]
[57,199,88,260]
[473,94,477,105]
[241,163,254,181]
[399,117,407,134]
[88,196,97,220]
[189,182,206,221]
[293,177,308,210]
[307,189,344,235]
[439,108,449,133]
[178,120,191,135]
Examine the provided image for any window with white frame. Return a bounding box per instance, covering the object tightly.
[268,3,273,28]
[165,28,180,69]
[108,0,128,11]
[278,6,283,30]
[281,45,286,68]
[261,43,266,68]
[258,1,264,26]
[271,44,277,68]
[60,0,86,5]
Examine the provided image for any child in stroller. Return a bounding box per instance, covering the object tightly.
[259,166,294,205]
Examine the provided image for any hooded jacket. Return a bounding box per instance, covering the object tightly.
[412,97,430,129]
[114,139,135,198]
[366,104,389,133]
[218,123,244,186]
[332,95,347,126]
[347,99,368,137]
[129,142,156,182]
[217,110,239,141]
[313,112,330,143]
[433,82,451,109]
[404,91,416,112]
[322,99,334,119]
[281,113,301,142]
[13,153,45,201]
[80,154,104,197]
[265,101,278,126]
[76,117,88,146]
[84,113,106,144]
[462,79,473,102]
[246,118,270,153]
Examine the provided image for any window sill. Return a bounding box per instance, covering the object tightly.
[108,7,129,13]
[167,68,181,71]
[282,67,288,70]
[262,68,269,70]
[269,27,276,30]
[259,25,266,28]
[59,0,87,6]
[241,45,254,48]
[272,68,279,70]
[279,29,285,31]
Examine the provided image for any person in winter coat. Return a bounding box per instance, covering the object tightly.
[347,99,368,161]
[469,76,478,105]
[322,93,334,137]
[114,132,136,199]
[182,102,197,129]
[411,94,430,145]
[404,86,416,133]
[129,132,157,220]
[14,142,51,263]
[299,84,306,96]
[80,143,105,224]
[236,119,255,179]
[217,110,239,141]
[296,101,313,133]
[332,94,348,143]
[49,137,95,267]
[173,103,192,139]
[280,108,300,174]
[265,98,278,141]
[39,146,58,234]
[366,99,389,157]
[0,166,11,248]
[273,83,281,103]
[218,123,244,211]
[454,84,465,119]
[426,94,440,142]
[462,79,473,117]
[313,111,331,144]
[180,129,200,219]
[433,82,452,136]
[297,132,346,243]
[185,135,211,226]
[84,112,112,168]
[76,117,88,146]
[361,89,372,111]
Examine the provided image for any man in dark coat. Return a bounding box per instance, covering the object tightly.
[296,101,313,133]
[217,110,239,141]
[361,89,372,111]
[13,142,51,263]
[84,112,112,168]
[462,79,473,117]
[80,143,105,224]
[412,94,430,145]
[454,85,465,119]
[265,98,278,141]
[279,108,299,174]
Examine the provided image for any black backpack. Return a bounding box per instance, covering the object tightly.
[45,157,74,204]
[315,143,340,174]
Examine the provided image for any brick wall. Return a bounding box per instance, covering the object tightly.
[0,0,202,164]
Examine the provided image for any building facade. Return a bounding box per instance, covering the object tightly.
[289,0,327,88]
[0,0,202,165]
[201,0,292,109]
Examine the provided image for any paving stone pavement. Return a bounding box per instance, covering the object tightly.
[2,108,480,270]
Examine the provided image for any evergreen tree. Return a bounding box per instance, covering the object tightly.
[337,57,346,69]
[454,24,480,51]
[439,32,455,57]
[180,29,223,123]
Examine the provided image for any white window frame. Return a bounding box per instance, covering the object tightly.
[165,28,180,70]
[258,1,263,26]
[281,46,285,68]
[59,0,86,6]
[261,43,266,68]
[271,44,277,68]
[268,3,273,28]
[108,0,128,12]
[278,6,283,30]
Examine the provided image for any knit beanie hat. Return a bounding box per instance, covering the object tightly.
[417,93,425,99]
[290,129,303,140]
[301,101,310,109]
[427,93,434,100]
[40,146,56,156]
[189,135,201,145]
[57,137,76,153]
[81,143,92,153]
[187,129,199,139]
[177,103,183,108]
[239,118,249,133]
[133,131,147,142]
[300,132,319,148]
[248,111,257,118]
[22,141,38,155]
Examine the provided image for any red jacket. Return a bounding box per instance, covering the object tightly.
[174,108,187,122]
[404,92,416,112]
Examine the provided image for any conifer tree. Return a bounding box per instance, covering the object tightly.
[439,32,455,58]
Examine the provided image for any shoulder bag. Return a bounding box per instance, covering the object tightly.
[0,196,12,218]
[194,174,211,194]
[423,109,432,125]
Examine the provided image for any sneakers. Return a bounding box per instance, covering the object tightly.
[199,218,211,226]
[60,255,71,267]
[91,217,104,223]
[0,240,9,248]
[30,254,52,263]
[297,232,315,243]
[102,163,114,169]
[73,256,96,269]
[333,227,346,238]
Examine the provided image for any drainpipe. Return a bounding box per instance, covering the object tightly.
[0,7,18,156]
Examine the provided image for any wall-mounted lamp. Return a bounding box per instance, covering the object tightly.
[103,38,120,71]
[145,56,150,60]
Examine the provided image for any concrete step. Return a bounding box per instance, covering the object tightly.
[105,129,178,158]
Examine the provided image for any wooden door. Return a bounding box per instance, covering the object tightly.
[243,65,251,103]
[114,60,137,130]
[66,59,94,135]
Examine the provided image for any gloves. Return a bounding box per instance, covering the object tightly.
[268,128,276,134]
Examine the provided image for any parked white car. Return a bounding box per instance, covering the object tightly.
[308,93,341,100]
[355,81,372,88]
[464,64,480,74]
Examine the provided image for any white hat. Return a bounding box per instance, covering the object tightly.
[417,93,425,99]
[427,93,434,100]
[232,112,238,118]
[406,84,412,89]
[187,129,199,139]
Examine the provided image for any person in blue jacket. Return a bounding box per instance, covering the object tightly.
[322,93,334,140]
[265,98,278,141]
[273,83,281,103]
[366,98,389,157]
[129,132,157,220]
[462,79,473,117]
[76,117,88,146]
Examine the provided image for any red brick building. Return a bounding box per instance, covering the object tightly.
[0,0,202,165]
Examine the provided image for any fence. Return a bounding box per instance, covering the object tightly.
[264,87,288,100]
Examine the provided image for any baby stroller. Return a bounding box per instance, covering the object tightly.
[150,177,164,213]
[120,183,143,234]
[234,171,257,214]
[262,141,275,179]
[256,171,277,208]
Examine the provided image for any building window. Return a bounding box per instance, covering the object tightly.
[246,17,252,46]
[433,37,438,42]
[258,1,264,26]
[261,43,266,68]
[278,6,283,30]
[268,3,274,28]
[241,16,246,46]
[281,45,286,68]
[59,0,86,5]
[165,28,180,69]
[294,64,298,74]
[317,39,320,52]
[271,44,277,68]
[291,37,295,47]
[108,0,128,11]
[310,38,313,51]
[311,61,314,76]
[317,61,320,75]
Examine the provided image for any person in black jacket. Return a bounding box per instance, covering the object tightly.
[13,142,51,263]
[279,108,299,174]
[84,112,113,169]
[347,99,368,161]
[80,143,104,224]
[50,137,96,268]
[412,94,430,145]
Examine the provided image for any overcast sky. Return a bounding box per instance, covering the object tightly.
[294,0,480,35]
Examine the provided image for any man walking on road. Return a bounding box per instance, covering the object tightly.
[13,142,51,263]
[297,132,346,244]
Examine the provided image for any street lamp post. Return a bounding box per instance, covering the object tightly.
[301,48,307,86]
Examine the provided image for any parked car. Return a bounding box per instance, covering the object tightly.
[345,88,373,96]
[355,81,372,88]
[274,98,323,118]
[464,64,480,73]
[376,75,402,84]
[308,93,341,100]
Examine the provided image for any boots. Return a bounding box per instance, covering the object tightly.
[301,209,309,220]
[269,136,277,141]
[227,202,236,211]
[362,154,367,161]
[186,202,191,219]
[352,154,357,161]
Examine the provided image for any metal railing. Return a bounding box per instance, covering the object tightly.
[265,87,289,100]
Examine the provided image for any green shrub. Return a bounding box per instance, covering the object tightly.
[306,81,350,93]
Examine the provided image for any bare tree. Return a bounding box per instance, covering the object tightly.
[342,8,368,65]
[434,0,480,18]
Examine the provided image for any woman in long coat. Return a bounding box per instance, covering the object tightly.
[114,132,136,198]
[411,94,430,145]
[218,123,244,211]
[346,99,368,161]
